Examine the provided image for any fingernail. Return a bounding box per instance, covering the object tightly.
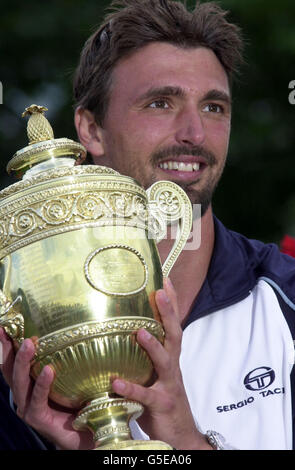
[160,289,170,304]
[20,339,30,353]
[164,277,174,289]
[114,379,126,392]
[139,329,152,340]
[40,366,48,378]
[39,365,54,383]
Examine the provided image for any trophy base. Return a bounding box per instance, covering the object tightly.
[73,394,172,450]
[96,440,172,450]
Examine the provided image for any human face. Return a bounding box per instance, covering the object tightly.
[96,42,231,213]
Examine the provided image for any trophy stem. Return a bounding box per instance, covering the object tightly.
[73,393,172,450]
[73,393,142,449]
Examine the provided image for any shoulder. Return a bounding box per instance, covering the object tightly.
[228,226,295,305]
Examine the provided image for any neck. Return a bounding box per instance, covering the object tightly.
[157,206,215,324]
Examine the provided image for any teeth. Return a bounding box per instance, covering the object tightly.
[159,161,200,172]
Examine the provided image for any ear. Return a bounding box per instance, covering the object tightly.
[74,107,105,158]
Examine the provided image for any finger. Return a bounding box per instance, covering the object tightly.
[0,327,15,387]
[12,338,35,417]
[112,378,161,409]
[136,328,171,379]
[24,365,54,428]
[163,277,179,316]
[155,288,182,348]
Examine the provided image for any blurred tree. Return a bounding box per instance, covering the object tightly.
[0,0,294,243]
[211,0,295,243]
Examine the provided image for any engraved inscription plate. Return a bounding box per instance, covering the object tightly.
[84,244,148,296]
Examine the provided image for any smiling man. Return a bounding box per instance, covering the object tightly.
[1,0,295,451]
[76,44,231,217]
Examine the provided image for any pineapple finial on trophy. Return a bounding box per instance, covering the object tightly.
[22,104,54,145]
[6,104,86,178]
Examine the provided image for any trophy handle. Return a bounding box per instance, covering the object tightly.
[0,289,24,343]
[146,181,192,277]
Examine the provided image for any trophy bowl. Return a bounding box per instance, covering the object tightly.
[0,105,192,450]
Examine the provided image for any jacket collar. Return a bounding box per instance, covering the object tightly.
[183,216,257,329]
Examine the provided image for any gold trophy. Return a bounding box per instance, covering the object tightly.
[0,105,192,450]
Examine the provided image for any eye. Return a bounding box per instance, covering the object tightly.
[203,103,224,113]
[147,99,170,109]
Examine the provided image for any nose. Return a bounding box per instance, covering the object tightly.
[174,106,205,146]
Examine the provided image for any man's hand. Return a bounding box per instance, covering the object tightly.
[112,278,212,450]
[0,327,94,450]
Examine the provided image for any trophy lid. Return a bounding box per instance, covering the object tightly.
[6,104,87,178]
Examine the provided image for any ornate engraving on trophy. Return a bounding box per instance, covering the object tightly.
[84,244,148,296]
[0,184,149,258]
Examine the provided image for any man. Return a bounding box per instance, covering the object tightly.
[1,0,295,450]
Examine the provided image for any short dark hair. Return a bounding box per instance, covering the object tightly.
[73,0,243,125]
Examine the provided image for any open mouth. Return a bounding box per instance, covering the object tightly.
[159,161,200,172]
[157,159,207,181]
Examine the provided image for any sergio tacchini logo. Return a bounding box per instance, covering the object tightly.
[243,366,275,391]
[216,366,283,413]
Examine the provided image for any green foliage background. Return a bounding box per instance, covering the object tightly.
[0,0,295,244]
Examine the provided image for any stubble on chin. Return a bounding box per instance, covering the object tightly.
[122,158,223,218]
[171,164,225,216]
[175,182,210,216]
